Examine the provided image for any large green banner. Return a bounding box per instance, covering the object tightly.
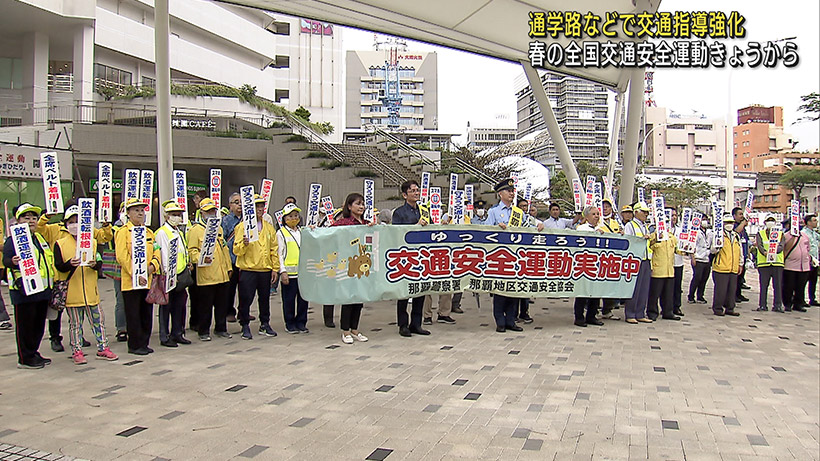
[298,225,647,305]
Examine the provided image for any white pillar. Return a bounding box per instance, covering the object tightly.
[606,90,625,191]
[73,25,95,123]
[154,0,174,203]
[21,32,49,125]
[520,61,579,185]
[619,68,646,206]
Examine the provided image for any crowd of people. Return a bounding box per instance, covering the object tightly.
[3,176,818,370]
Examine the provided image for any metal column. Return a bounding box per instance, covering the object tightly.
[606,90,625,198]
[521,61,579,185]
[619,68,645,206]
[154,0,174,203]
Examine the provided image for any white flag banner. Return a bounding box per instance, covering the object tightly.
[321,196,335,225]
[164,235,178,293]
[131,225,149,289]
[767,227,782,263]
[260,178,274,215]
[40,152,63,214]
[420,172,431,205]
[198,217,221,267]
[430,187,442,224]
[448,173,458,212]
[76,198,95,265]
[240,185,258,242]
[744,192,754,220]
[209,169,222,210]
[452,190,465,224]
[306,183,322,227]
[654,195,668,241]
[97,162,113,222]
[712,201,724,248]
[464,184,474,218]
[790,200,800,237]
[363,179,375,222]
[523,183,533,213]
[10,224,44,296]
[572,178,583,213]
[173,170,188,224]
[139,170,154,227]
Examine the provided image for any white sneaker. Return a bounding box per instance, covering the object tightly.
[353,333,368,342]
[341,333,354,344]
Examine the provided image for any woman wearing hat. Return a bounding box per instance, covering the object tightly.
[187,198,233,341]
[156,200,194,347]
[3,203,56,369]
[277,203,309,333]
[115,198,162,355]
[754,215,785,312]
[53,204,118,364]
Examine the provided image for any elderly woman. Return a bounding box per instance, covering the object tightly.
[782,216,813,312]
[574,206,605,327]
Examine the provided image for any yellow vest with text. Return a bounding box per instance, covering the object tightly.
[280,226,300,276]
[756,229,784,267]
[158,223,189,275]
[628,220,652,260]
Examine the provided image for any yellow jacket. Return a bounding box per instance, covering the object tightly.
[649,234,679,278]
[712,230,742,274]
[37,215,113,247]
[233,220,279,272]
[187,220,232,286]
[115,221,161,291]
[54,235,101,307]
[600,217,621,234]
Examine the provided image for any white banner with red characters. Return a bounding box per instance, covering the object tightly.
[260,178,274,215]
[420,172,431,204]
[321,196,335,226]
[210,169,222,210]
[40,152,64,214]
[464,184,474,219]
[173,170,188,224]
[305,183,322,227]
[790,200,800,236]
[76,198,95,265]
[139,170,154,227]
[10,224,45,296]
[572,178,583,213]
[429,187,442,224]
[767,228,782,263]
[298,226,647,304]
[97,162,113,223]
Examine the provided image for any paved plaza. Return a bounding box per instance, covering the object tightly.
[0,268,817,461]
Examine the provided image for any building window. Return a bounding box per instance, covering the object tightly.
[142,76,155,88]
[94,63,132,88]
[0,58,23,89]
[773,195,778,202]
[274,89,289,103]
[267,21,290,35]
[272,55,290,69]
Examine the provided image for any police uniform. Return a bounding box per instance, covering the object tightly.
[486,179,525,332]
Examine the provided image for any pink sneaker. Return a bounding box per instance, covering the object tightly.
[72,350,87,365]
[96,347,119,361]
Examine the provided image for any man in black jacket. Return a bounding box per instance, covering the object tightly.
[392,180,431,337]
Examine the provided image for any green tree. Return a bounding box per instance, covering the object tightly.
[639,178,713,210]
[797,92,820,122]
[294,106,311,122]
[779,167,820,202]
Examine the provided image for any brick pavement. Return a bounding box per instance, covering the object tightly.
[0,268,817,460]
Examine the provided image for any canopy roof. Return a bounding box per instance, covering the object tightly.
[220,0,661,90]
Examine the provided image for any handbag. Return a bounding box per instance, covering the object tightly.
[49,264,78,311]
[146,274,169,305]
[173,267,193,292]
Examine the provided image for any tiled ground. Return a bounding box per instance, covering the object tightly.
[0,268,817,460]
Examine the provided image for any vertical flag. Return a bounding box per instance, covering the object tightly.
[98,162,113,222]
[10,224,44,295]
[448,173,458,213]
[306,183,322,227]
[464,184,474,219]
[240,185,258,242]
[321,196,335,226]
[260,178,274,215]
[40,152,63,214]
[76,198,95,265]
[429,187,442,224]
[173,170,188,224]
[572,178,583,213]
[209,169,222,210]
[139,170,154,227]
[420,172,431,205]
[124,169,140,203]
[790,200,800,236]
[363,179,375,223]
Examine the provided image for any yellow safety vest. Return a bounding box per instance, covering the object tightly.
[756,229,784,267]
[8,232,55,292]
[158,224,189,274]
[628,220,652,260]
[280,226,300,276]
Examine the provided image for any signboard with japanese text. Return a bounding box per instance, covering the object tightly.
[767,227,782,262]
[713,201,724,248]
[98,163,113,223]
[451,190,465,225]
[0,145,71,179]
[274,210,284,227]
[306,183,322,227]
[321,196,335,226]
[677,208,693,252]
[523,183,533,213]
[653,195,668,241]
[572,178,583,213]
[744,192,754,220]
[124,169,140,203]
[198,217,221,267]
[448,173,458,212]
[260,178,274,215]
[363,179,375,223]
[511,172,519,202]
[637,187,645,204]
[465,185,474,218]
[593,182,603,212]
[240,185,258,242]
[139,170,154,227]
[650,190,658,225]
[298,226,647,304]
[602,176,614,208]
[420,172,431,204]
[508,206,525,228]
[790,200,800,236]
[131,225,149,289]
[173,170,188,224]
[10,224,44,295]
[164,235,178,293]
[40,152,63,214]
[210,169,222,210]
[429,187,442,224]
[584,176,595,209]
[76,199,95,265]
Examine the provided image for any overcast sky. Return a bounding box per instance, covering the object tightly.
[340,0,819,151]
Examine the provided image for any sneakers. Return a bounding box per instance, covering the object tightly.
[51,339,64,352]
[353,332,368,342]
[0,321,11,330]
[116,331,128,342]
[285,328,300,334]
[72,351,87,365]
[298,326,309,334]
[437,316,456,324]
[215,331,233,339]
[519,315,534,324]
[199,334,212,341]
[341,333,354,344]
[687,298,696,304]
[697,299,708,304]
[259,324,277,337]
[96,348,118,361]
[241,325,253,340]
[17,361,44,369]
[755,307,768,312]
[451,306,464,314]
[422,317,433,325]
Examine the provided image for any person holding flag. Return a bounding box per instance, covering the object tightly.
[782,215,813,312]
[600,199,622,234]
[4,203,56,369]
[543,203,580,229]
[623,202,653,324]
[187,198,233,341]
[647,208,681,321]
[276,203,310,334]
[115,198,161,355]
[156,200,194,347]
[754,215,785,312]
[710,213,743,317]
[688,216,713,305]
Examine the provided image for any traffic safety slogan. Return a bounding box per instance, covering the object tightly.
[299,226,648,305]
